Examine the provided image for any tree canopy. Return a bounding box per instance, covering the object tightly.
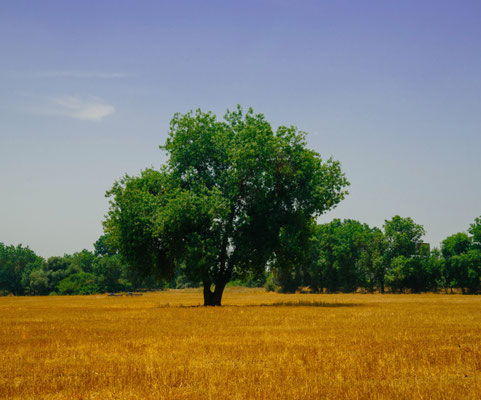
[104,106,349,305]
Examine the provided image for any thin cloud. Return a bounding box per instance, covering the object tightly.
[37,71,130,79]
[45,95,115,122]
[11,71,131,79]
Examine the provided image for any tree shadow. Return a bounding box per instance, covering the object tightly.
[255,300,362,308]
[156,301,363,308]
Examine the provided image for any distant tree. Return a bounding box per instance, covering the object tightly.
[94,234,116,257]
[45,256,73,293]
[0,243,44,295]
[467,217,481,292]
[422,248,445,292]
[385,255,409,292]
[66,250,96,274]
[441,232,471,292]
[384,216,425,259]
[383,216,426,292]
[441,233,471,259]
[469,216,481,248]
[305,220,378,293]
[170,263,201,289]
[28,269,50,295]
[448,251,481,294]
[356,228,387,292]
[21,258,47,294]
[57,272,100,295]
[270,220,314,293]
[93,254,131,292]
[384,254,433,293]
[104,106,349,305]
[442,225,481,293]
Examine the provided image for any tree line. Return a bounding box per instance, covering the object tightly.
[0,236,163,296]
[268,215,481,294]
[1,215,480,296]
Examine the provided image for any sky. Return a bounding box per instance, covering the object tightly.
[1,0,480,257]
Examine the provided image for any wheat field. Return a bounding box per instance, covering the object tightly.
[1,288,480,399]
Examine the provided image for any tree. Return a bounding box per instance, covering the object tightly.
[441,232,471,259]
[45,256,73,293]
[65,250,96,274]
[104,106,349,305]
[305,219,381,293]
[426,248,446,291]
[383,216,425,292]
[57,272,100,295]
[469,216,481,249]
[270,220,314,293]
[0,243,44,295]
[94,234,116,257]
[385,255,409,292]
[356,228,387,292]
[383,216,425,259]
[441,232,472,292]
[93,254,132,292]
[28,269,50,295]
[442,226,481,293]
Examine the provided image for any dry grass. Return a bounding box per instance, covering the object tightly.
[1,288,480,399]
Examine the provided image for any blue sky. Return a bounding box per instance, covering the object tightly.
[1,0,480,257]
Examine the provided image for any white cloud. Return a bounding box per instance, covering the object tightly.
[12,71,131,79]
[46,95,115,122]
[36,71,130,79]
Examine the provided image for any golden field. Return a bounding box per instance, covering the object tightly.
[1,288,480,399]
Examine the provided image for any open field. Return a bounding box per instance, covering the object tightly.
[1,289,480,399]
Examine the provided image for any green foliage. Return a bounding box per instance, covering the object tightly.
[94,234,116,257]
[300,219,383,293]
[231,270,267,288]
[0,234,165,296]
[2,212,481,295]
[385,255,409,292]
[469,217,481,247]
[0,243,44,295]
[45,256,73,292]
[104,106,349,305]
[264,272,279,292]
[57,272,100,295]
[275,215,481,294]
[93,254,132,292]
[66,250,96,274]
[356,229,387,292]
[28,269,50,295]
[382,216,427,292]
[441,228,481,293]
[441,233,471,259]
[384,216,425,260]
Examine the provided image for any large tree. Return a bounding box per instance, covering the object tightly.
[104,107,349,305]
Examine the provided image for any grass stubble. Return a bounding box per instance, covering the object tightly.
[0,288,480,399]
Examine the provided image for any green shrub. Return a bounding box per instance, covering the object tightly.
[57,272,100,295]
[264,273,279,292]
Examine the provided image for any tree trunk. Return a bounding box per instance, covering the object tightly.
[203,280,227,306]
[379,277,385,294]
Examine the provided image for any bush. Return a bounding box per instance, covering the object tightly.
[264,273,279,292]
[57,272,100,295]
